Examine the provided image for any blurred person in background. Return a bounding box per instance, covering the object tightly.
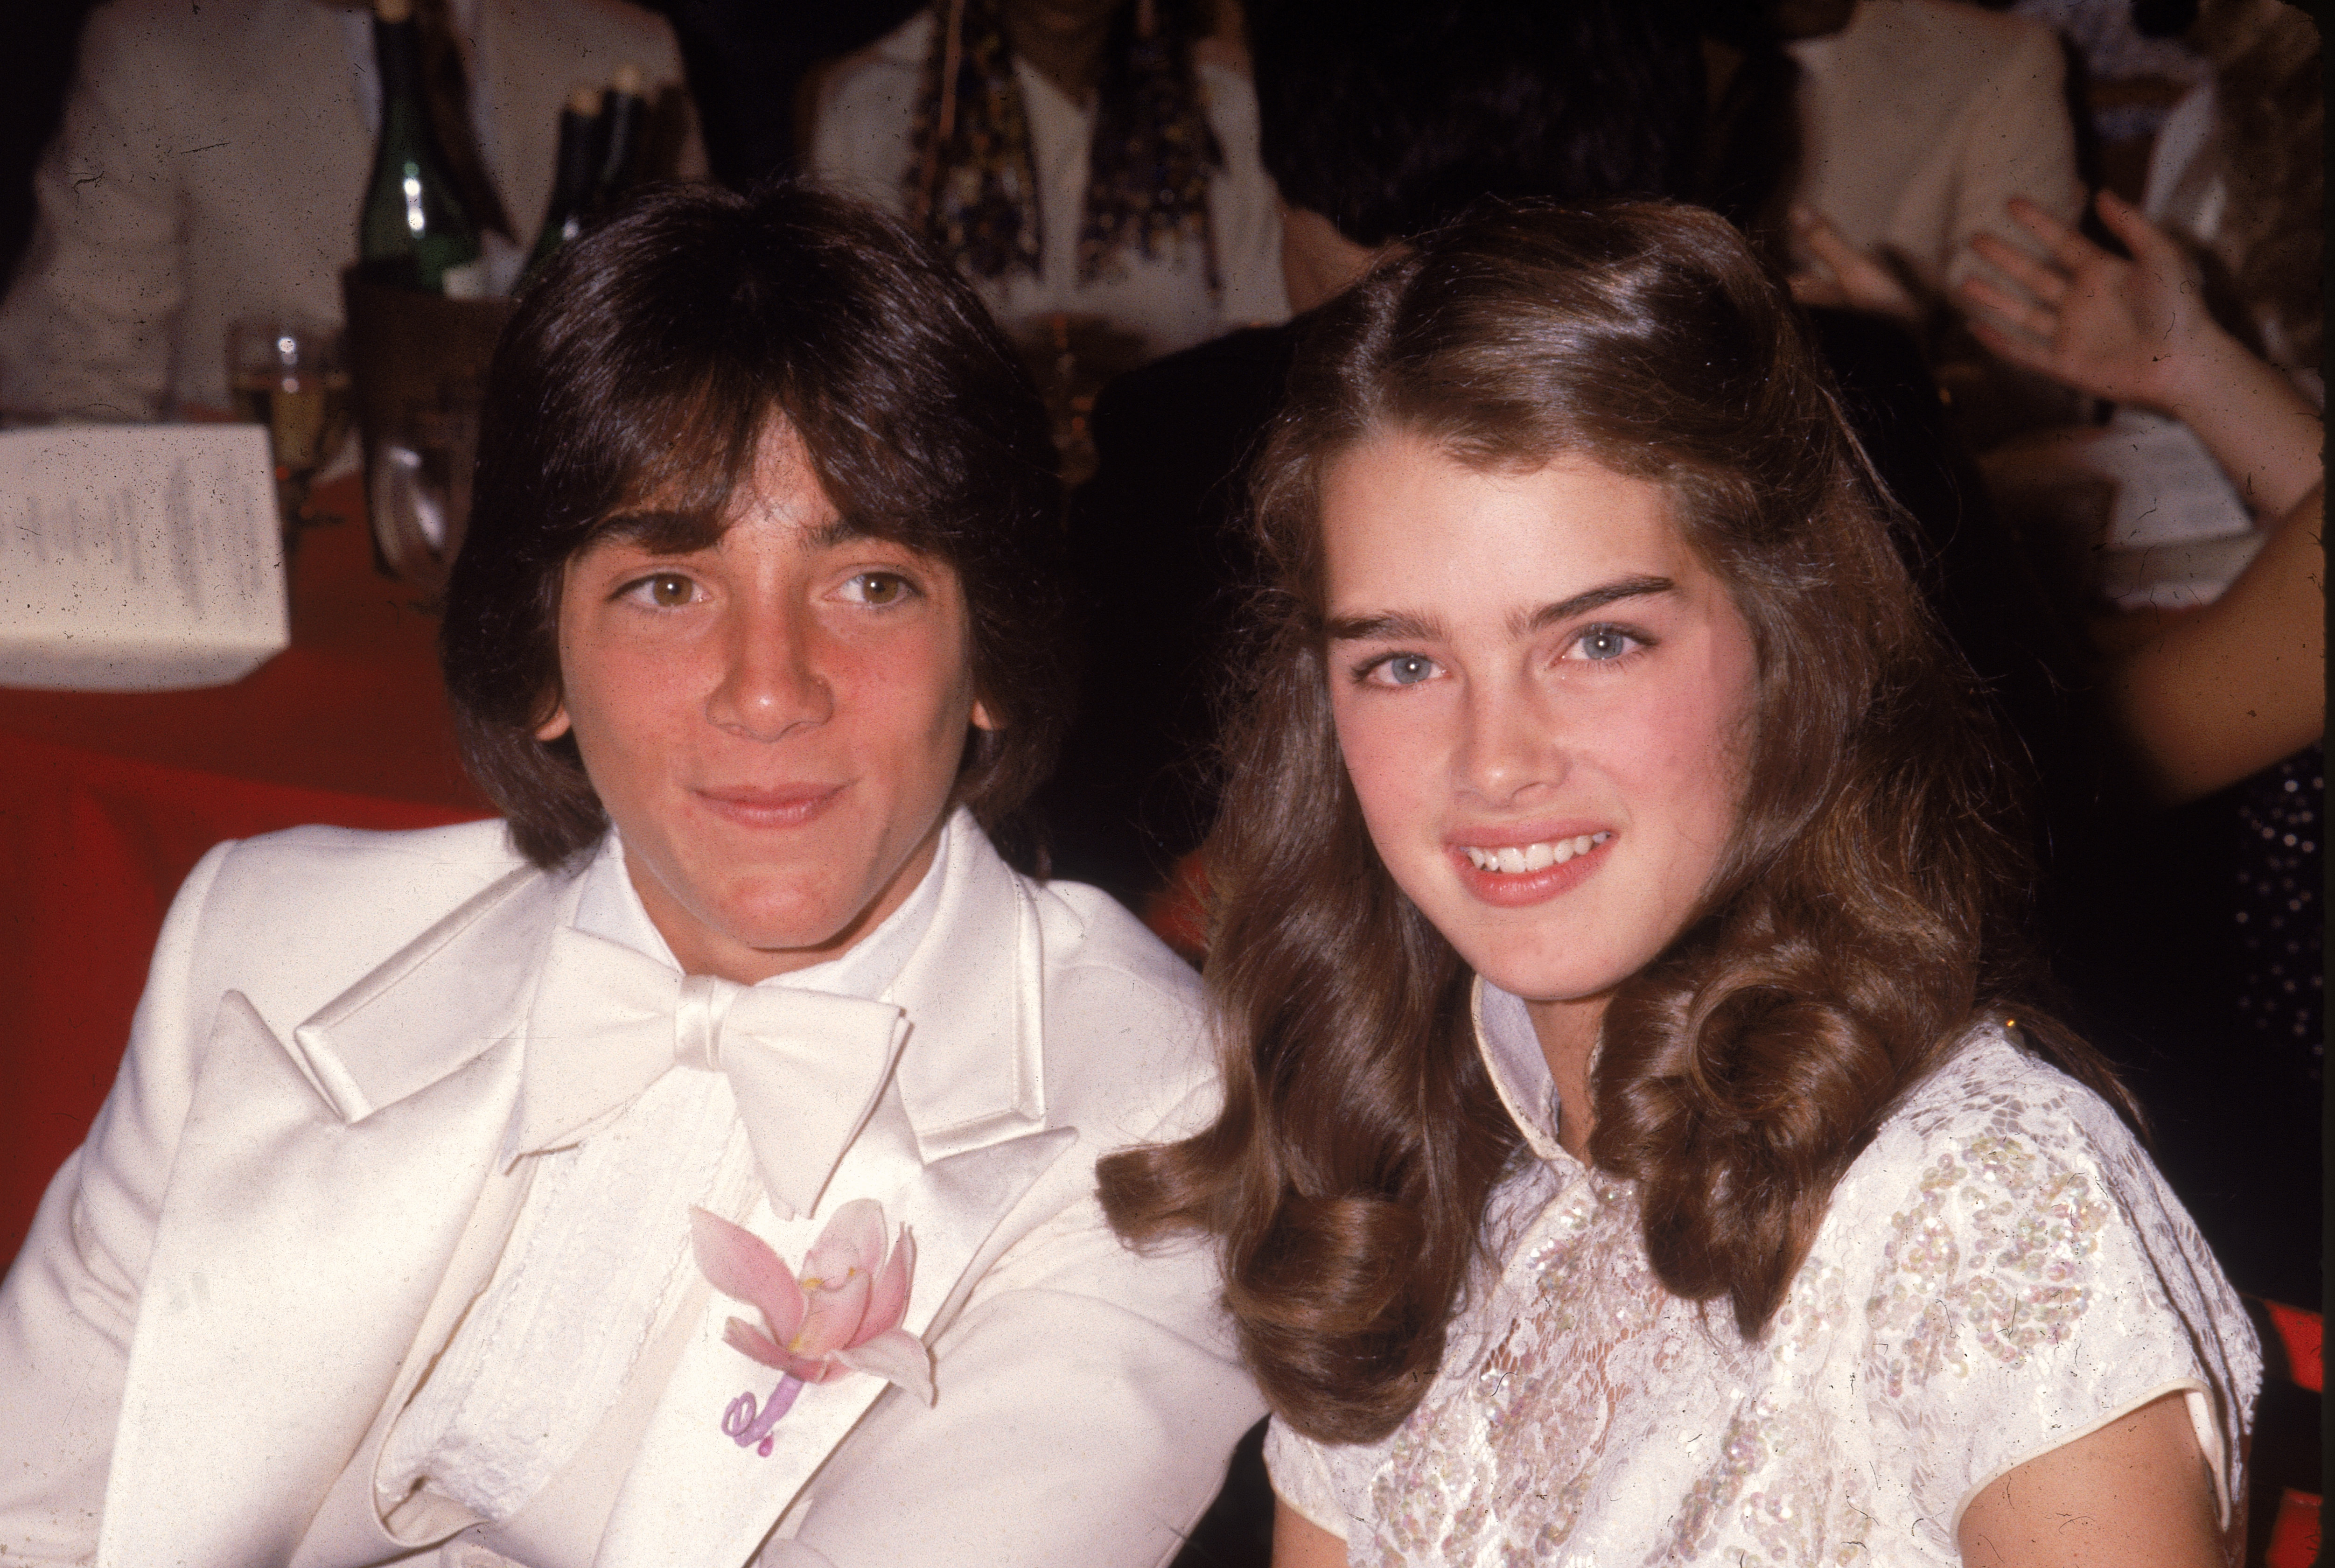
[1951,0,2322,1322]
[2133,0,2320,393]
[808,0,1287,361]
[0,0,701,424]
[1965,190,2320,804]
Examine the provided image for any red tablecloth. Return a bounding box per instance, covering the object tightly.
[0,477,492,1256]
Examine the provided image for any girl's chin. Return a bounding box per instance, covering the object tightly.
[1460,954,1622,1009]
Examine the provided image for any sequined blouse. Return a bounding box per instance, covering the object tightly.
[1264,984,2261,1566]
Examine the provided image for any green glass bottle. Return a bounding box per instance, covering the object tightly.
[523,84,605,282]
[587,63,647,217]
[357,0,486,296]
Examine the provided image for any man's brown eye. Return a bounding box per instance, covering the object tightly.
[649,574,692,607]
[855,573,907,605]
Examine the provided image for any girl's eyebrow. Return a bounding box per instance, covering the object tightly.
[1325,609,1446,643]
[1326,575,1678,644]
[1518,574,1677,634]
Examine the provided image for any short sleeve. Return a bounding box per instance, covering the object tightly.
[1851,1044,2262,1542]
[1263,1416,1353,1541]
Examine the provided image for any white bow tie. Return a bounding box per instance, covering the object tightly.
[520,927,910,1219]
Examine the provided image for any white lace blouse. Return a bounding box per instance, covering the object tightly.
[1265,984,2261,1565]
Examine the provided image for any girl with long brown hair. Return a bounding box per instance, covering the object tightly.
[1101,201,2258,1565]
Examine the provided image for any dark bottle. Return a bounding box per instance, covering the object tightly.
[588,63,648,215]
[524,84,605,280]
[357,0,486,295]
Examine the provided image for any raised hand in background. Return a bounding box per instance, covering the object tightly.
[1960,189,2323,805]
[1961,190,2319,518]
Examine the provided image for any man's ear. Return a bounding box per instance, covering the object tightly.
[535,704,573,742]
[971,698,1000,732]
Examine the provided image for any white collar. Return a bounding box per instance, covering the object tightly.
[1469,977,1568,1164]
[570,812,956,1005]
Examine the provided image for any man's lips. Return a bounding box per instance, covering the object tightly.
[691,783,846,828]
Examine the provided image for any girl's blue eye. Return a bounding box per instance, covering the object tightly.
[1378,654,1437,686]
[1576,626,1637,661]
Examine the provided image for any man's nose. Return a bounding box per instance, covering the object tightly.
[705,601,832,741]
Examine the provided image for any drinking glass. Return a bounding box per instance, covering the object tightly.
[225,315,353,540]
[367,386,482,593]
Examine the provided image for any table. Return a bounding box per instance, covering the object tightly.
[0,476,492,1257]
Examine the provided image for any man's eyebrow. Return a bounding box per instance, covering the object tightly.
[1519,574,1677,634]
[799,516,869,551]
[589,511,873,553]
[592,507,724,553]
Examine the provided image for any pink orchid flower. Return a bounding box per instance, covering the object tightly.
[690,1199,932,1406]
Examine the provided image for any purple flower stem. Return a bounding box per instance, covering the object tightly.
[723,1374,805,1456]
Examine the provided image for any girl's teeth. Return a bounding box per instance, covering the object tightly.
[1464,833,1611,873]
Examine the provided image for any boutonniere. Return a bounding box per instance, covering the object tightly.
[690,1199,934,1456]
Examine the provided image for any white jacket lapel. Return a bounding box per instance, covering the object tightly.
[888,817,1049,1162]
[100,866,571,1568]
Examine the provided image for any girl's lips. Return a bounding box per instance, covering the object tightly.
[1447,831,1613,907]
[692,783,844,829]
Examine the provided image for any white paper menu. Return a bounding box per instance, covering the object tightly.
[2075,408,2257,548]
[0,424,289,691]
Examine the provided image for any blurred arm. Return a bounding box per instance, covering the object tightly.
[2101,483,2324,805]
[803,38,919,218]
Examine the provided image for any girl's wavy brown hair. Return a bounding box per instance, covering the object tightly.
[1098,199,2136,1445]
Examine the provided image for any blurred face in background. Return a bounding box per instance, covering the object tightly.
[1320,428,1759,1050]
[540,420,992,983]
[1000,0,1126,97]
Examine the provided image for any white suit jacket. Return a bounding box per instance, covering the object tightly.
[1788,0,2083,294]
[0,0,699,421]
[0,814,1261,1567]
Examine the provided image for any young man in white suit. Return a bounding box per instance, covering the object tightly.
[0,182,1263,1566]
